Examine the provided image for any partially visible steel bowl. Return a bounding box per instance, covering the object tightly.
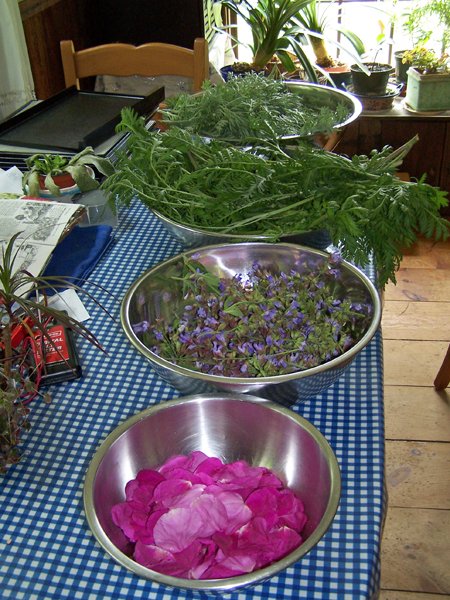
[281,81,362,140]
[152,209,333,250]
[84,394,341,592]
[121,243,381,404]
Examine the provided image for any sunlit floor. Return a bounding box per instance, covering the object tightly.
[380,235,450,599]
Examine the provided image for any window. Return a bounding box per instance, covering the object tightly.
[227,0,446,66]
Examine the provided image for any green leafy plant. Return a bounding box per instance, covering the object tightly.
[220,0,320,81]
[402,45,449,73]
[293,0,365,68]
[22,147,115,197]
[103,110,449,287]
[1,233,111,473]
[403,0,450,55]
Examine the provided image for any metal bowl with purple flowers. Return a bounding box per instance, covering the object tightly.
[121,243,381,404]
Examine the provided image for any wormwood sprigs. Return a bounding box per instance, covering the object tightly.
[104,111,449,286]
[160,75,351,142]
[135,254,373,378]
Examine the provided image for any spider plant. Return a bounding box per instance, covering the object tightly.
[1,233,112,473]
[221,0,320,81]
[294,0,365,68]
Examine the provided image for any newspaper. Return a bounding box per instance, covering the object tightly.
[0,198,84,292]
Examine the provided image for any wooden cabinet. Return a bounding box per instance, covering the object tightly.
[86,0,205,49]
[19,0,205,100]
[19,0,92,99]
[337,103,450,215]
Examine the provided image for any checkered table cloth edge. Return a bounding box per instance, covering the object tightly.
[0,201,385,600]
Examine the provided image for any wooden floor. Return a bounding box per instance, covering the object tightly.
[379,235,450,599]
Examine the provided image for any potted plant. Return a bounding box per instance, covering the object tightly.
[350,55,395,96]
[393,50,411,84]
[219,0,320,82]
[22,147,115,198]
[0,233,109,473]
[293,0,365,88]
[403,46,450,111]
[392,0,450,86]
[403,0,450,57]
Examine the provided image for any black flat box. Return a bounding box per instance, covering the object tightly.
[0,86,164,153]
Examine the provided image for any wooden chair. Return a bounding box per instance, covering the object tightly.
[60,38,209,94]
[434,343,450,390]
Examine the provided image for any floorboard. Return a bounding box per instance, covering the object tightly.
[380,234,450,598]
[380,507,450,594]
[384,386,450,442]
[385,441,450,509]
[382,301,450,341]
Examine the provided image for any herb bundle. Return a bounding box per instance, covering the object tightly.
[104,111,449,286]
[134,254,373,378]
[160,75,351,142]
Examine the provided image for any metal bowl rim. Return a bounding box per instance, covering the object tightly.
[120,242,381,385]
[281,81,363,137]
[83,393,341,591]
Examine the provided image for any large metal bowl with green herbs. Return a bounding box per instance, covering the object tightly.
[160,77,362,143]
[105,117,449,289]
[121,243,381,404]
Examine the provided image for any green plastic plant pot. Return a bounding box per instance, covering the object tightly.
[394,50,412,84]
[350,63,394,96]
[405,67,450,112]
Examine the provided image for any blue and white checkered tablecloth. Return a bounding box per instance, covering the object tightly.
[0,201,385,600]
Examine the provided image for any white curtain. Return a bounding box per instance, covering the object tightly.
[0,0,35,120]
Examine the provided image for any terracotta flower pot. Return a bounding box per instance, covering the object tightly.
[38,172,76,191]
[323,65,352,90]
[37,166,95,198]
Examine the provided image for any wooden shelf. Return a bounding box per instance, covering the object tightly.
[338,99,450,215]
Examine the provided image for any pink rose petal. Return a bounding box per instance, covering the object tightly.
[213,490,252,534]
[134,542,176,572]
[153,478,204,508]
[276,488,308,530]
[153,506,205,552]
[245,487,279,529]
[194,456,224,476]
[112,452,308,579]
[158,451,209,476]
[160,467,210,485]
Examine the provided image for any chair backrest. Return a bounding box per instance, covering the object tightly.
[60,38,209,93]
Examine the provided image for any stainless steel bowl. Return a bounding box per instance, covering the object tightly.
[150,83,361,250]
[281,81,362,140]
[169,80,361,141]
[121,243,381,404]
[84,394,341,592]
[153,209,333,250]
